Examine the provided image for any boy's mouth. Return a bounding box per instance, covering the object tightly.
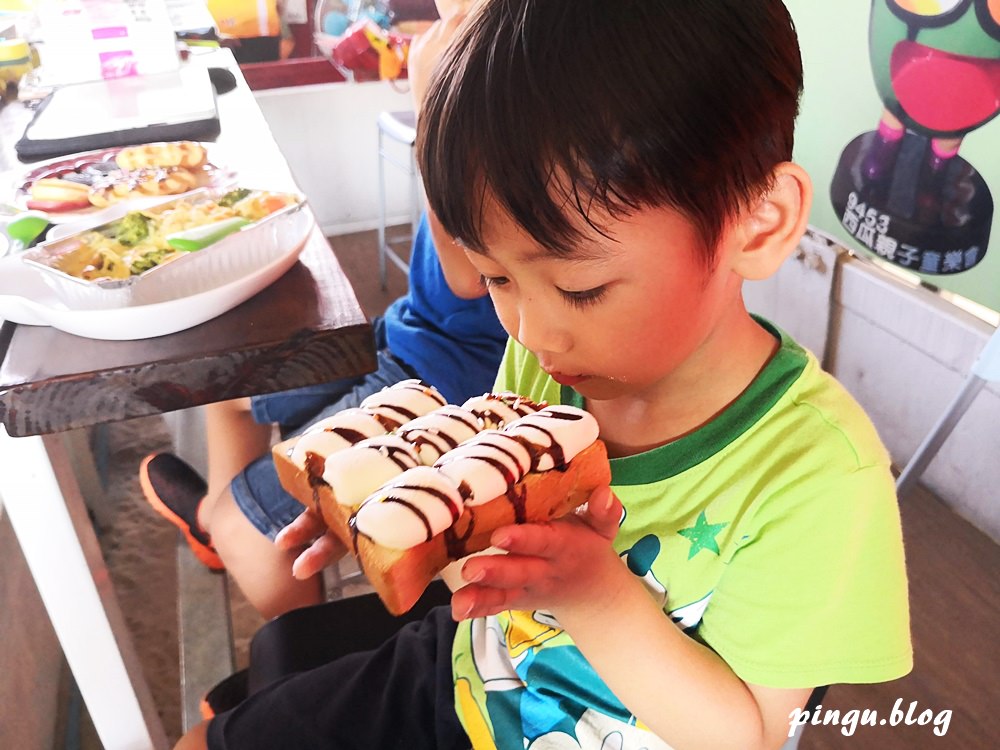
[546,371,588,387]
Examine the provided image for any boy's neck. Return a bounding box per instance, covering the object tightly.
[589,311,779,459]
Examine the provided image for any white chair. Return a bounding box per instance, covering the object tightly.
[376,110,420,289]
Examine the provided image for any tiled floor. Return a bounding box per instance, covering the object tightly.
[78,228,997,749]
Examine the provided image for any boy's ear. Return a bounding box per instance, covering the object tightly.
[729,163,813,281]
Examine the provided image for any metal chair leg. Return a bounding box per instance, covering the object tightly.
[376,128,389,290]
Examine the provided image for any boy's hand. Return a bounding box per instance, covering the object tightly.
[450,486,624,620]
[274,507,348,580]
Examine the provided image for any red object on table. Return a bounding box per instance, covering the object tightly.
[331,20,383,79]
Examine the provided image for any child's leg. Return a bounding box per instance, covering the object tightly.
[207,488,323,618]
[199,398,272,529]
[205,351,422,616]
[198,607,467,750]
[203,406,330,616]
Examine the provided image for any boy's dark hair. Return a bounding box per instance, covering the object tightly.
[417,0,803,262]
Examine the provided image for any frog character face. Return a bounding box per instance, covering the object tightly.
[869,0,1000,137]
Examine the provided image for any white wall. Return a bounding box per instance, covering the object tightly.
[831,261,1000,541]
[254,80,419,236]
[746,236,1000,543]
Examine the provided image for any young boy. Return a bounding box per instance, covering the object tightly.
[177,1,912,748]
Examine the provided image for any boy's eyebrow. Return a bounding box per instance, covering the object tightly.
[465,237,614,264]
[521,246,610,264]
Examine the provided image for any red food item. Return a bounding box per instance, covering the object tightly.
[26,198,93,212]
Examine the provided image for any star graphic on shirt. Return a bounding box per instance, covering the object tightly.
[677,512,728,559]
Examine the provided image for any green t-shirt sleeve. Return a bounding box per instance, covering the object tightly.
[493,338,520,393]
[697,463,913,689]
[493,339,562,404]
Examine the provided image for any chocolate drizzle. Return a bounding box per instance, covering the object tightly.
[387,496,434,541]
[397,408,483,458]
[482,433,532,474]
[508,484,527,524]
[375,443,419,472]
[365,382,448,431]
[401,429,455,456]
[304,451,328,487]
[517,427,565,471]
[325,426,369,445]
[370,409,419,432]
[311,396,596,554]
[466,392,546,428]
[355,482,464,545]
[444,520,475,558]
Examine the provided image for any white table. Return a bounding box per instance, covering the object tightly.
[0,49,375,748]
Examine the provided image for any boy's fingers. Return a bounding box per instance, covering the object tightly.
[274,509,327,549]
[461,554,547,589]
[290,532,344,580]
[490,523,558,558]
[451,583,522,621]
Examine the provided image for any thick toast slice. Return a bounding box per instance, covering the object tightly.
[273,438,610,614]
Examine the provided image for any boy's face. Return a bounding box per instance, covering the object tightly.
[466,200,747,403]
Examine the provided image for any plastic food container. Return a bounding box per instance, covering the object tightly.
[21,187,310,310]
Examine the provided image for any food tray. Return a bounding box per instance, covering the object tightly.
[9,141,236,220]
[21,187,310,310]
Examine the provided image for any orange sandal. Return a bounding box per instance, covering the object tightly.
[139,453,224,571]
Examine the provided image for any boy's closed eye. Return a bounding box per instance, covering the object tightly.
[479,274,609,309]
[479,273,509,289]
[557,285,608,309]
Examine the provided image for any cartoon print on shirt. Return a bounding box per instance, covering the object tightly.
[677,511,729,559]
[620,534,667,607]
[459,527,719,749]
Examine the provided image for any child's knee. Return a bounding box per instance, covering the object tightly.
[173,720,209,750]
[207,397,254,417]
[207,489,261,553]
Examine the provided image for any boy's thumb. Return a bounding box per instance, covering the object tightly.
[584,485,621,538]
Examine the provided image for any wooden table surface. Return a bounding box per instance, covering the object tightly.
[0,50,377,437]
[0,228,374,436]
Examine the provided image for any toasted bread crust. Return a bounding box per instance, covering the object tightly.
[272,438,610,614]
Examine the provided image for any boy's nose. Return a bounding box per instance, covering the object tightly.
[515,301,572,355]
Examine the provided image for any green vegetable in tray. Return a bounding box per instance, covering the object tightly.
[129,248,174,274]
[217,188,252,208]
[114,212,152,246]
[50,189,298,282]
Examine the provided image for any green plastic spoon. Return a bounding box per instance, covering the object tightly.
[166,217,251,252]
[5,211,51,253]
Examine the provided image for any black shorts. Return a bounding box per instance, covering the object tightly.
[206,606,469,750]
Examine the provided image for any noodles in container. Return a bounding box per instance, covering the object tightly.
[22,187,310,309]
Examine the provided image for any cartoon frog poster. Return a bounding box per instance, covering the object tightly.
[829,0,1000,276]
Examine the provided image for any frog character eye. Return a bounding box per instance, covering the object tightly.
[889,0,1000,39]
[986,0,1000,25]
[892,0,965,15]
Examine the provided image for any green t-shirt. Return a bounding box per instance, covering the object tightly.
[452,321,912,750]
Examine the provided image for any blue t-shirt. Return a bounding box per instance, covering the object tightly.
[383,213,508,404]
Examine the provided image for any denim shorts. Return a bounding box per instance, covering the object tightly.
[230,347,418,539]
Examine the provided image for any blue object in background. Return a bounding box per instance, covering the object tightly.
[322,11,350,36]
